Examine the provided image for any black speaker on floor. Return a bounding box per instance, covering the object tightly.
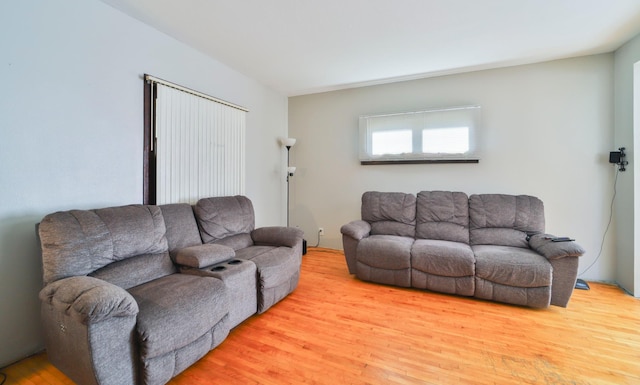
[303,239,307,255]
[575,279,590,290]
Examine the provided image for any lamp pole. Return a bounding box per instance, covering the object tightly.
[281,137,296,227]
[286,145,293,226]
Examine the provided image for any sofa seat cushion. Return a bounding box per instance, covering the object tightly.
[473,245,551,288]
[235,246,299,288]
[355,235,413,287]
[128,274,228,360]
[410,239,475,296]
[411,239,475,277]
[235,245,301,312]
[356,235,413,270]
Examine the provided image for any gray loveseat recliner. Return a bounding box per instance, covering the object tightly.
[37,195,303,385]
[341,191,585,308]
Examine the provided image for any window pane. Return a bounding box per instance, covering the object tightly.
[372,129,412,155]
[422,127,469,153]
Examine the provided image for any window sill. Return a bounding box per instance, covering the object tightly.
[361,159,479,165]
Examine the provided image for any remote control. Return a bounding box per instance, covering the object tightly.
[551,237,574,242]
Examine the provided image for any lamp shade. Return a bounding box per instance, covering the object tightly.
[281,137,297,148]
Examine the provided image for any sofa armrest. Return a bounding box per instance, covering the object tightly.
[252,226,304,248]
[39,276,138,324]
[340,220,370,275]
[528,233,585,260]
[340,220,371,240]
[174,244,235,268]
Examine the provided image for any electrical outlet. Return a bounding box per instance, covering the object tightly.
[319,227,324,236]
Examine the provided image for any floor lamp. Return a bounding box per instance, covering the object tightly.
[281,137,296,227]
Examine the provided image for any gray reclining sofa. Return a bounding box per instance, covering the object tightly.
[341,191,585,308]
[37,195,303,385]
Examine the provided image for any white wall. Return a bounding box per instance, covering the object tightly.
[289,54,616,283]
[0,0,288,366]
[614,32,640,296]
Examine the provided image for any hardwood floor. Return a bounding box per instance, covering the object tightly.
[3,247,640,385]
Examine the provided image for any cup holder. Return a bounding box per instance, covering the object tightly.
[211,265,226,272]
[227,259,242,265]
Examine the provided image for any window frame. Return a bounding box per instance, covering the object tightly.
[358,105,481,165]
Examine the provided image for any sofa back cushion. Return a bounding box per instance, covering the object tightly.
[416,191,469,243]
[361,191,416,237]
[469,194,545,247]
[160,203,203,255]
[39,205,172,287]
[194,196,255,250]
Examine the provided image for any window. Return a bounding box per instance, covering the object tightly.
[143,75,248,204]
[359,105,481,164]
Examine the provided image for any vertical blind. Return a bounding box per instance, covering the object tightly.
[150,77,247,205]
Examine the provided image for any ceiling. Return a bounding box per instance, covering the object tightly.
[99,0,640,96]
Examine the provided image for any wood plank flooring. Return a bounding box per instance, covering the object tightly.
[3,247,640,385]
